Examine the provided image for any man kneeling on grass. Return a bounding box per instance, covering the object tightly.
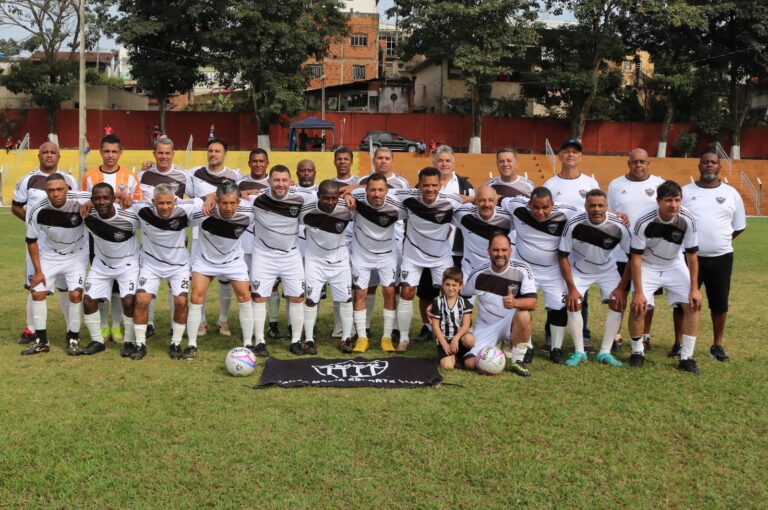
[429,267,475,370]
[463,234,538,376]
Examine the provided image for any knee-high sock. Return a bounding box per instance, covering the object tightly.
[354,310,367,339]
[551,325,566,350]
[168,292,175,320]
[147,297,156,327]
[397,298,414,341]
[239,302,254,347]
[366,294,376,329]
[383,308,396,338]
[333,301,342,331]
[600,310,623,355]
[32,299,47,332]
[200,303,206,324]
[567,310,585,354]
[512,344,527,363]
[268,290,280,323]
[111,294,122,328]
[304,305,318,343]
[253,301,266,343]
[340,301,353,340]
[134,324,147,346]
[59,292,70,329]
[680,334,697,361]
[186,303,202,347]
[289,302,304,343]
[171,322,185,345]
[84,311,104,343]
[99,299,109,329]
[68,301,82,334]
[26,294,35,331]
[219,283,232,323]
[123,317,135,343]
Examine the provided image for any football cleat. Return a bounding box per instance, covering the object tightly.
[197,321,207,337]
[710,345,730,362]
[523,347,535,364]
[509,360,531,377]
[216,321,231,337]
[120,342,137,358]
[66,339,82,357]
[101,326,112,343]
[267,322,284,340]
[643,334,652,352]
[596,352,624,367]
[339,338,353,354]
[111,326,124,343]
[331,326,343,338]
[380,337,395,352]
[130,344,147,360]
[169,343,183,360]
[21,340,49,355]
[289,342,304,356]
[254,342,270,358]
[396,338,410,352]
[667,343,682,358]
[415,325,432,343]
[181,346,197,360]
[549,348,564,365]
[564,352,588,367]
[611,334,623,354]
[303,341,317,355]
[18,328,36,345]
[83,341,106,356]
[146,324,155,338]
[678,358,700,374]
[628,353,645,368]
[352,336,369,353]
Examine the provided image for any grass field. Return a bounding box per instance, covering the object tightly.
[1,210,766,509]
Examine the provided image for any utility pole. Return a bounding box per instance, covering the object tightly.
[78,0,87,181]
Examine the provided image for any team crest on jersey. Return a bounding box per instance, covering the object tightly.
[603,238,614,249]
[671,230,683,242]
[114,231,125,242]
[378,216,389,226]
[170,182,179,193]
[335,221,345,233]
[547,223,558,234]
[716,197,726,204]
[508,283,520,296]
[169,219,180,230]
[69,213,79,225]
[579,190,587,198]
[435,212,446,223]
[234,227,245,237]
[645,189,655,197]
[289,206,299,216]
[139,277,146,287]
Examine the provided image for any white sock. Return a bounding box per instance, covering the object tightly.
[366,294,376,329]
[339,301,353,340]
[200,303,206,324]
[134,324,147,346]
[219,283,232,323]
[333,301,341,331]
[26,294,35,331]
[68,301,82,334]
[268,290,280,323]
[354,310,367,339]
[303,305,318,343]
[99,300,109,329]
[630,336,644,355]
[186,303,202,347]
[168,293,175,319]
[123,317,135,343]
[84,311,104,343]
[32,299,47,331]
[680,334,697,361]
[253,301,267,343]
[528,337,534,349]
[512,344,527,363]
[239,301,254,346]
[567,311,585,354]
[289,302,304,343]
[111,293,122,328]
[171,322,185,345]
[382,308,396,338]
[147,297,156,327]
[397,298,414,341]
[59,292,70,329]
[551,325,566,350]
[600,310,624,355]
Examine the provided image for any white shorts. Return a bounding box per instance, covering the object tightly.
[634,262,690,308]
[191,253,249,282]
[470,313,516,356]
[138,265,190,296]
[572,267,621,302]
[250,249,304,298]
[26,252,69,291]
[351,252,398,289]
[31,255,87,294]
[85,267,139,300]
[400,255,453,288]
[527,263,566,310]
[305,258,352,303]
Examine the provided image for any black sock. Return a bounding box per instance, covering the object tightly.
[35,330,48,344]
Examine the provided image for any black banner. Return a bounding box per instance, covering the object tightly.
[257,356,443,388]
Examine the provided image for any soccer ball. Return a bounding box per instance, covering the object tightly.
[476,346,506,375]
[225,347,257,377]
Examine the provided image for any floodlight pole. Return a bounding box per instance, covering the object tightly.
[78,0,87,182]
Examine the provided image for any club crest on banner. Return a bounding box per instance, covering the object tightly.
[312,359,389,379]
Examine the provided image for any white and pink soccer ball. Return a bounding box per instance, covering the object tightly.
[225,347,257,377]
[476,346,506,375]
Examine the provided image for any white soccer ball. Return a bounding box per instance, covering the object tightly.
[225,347,257,377]
[476,346,506,375]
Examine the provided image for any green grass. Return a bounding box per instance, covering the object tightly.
[1,210,767,509]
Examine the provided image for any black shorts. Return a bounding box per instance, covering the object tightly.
[416,268,439,300]
[698,253,733,314]
[436,337,474,363]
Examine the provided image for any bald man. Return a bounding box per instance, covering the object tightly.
[296,159,317,191]
[12,142,79,345]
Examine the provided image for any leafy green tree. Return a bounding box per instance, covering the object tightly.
[390,0,539,147]
[206,0,348,136]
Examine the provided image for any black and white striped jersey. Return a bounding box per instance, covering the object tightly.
[485,175,534,201]
[299,194,353,262]
[452,205,514,271]
[251,189,309,254]
[188,166,241,198]
[85,205,141,271]
[503,197,579,268]
[350,188,407,257]
[13,169,78,209]
[395,189,463,262]
[189,200,253,266]
[631,206,698,267]
[463,260,537,327]
[559,212,631,274]
[26,195,89,258]
[237,174,269,252]
[137,165,191,199]
[429,295,473,340]
[132,201,198,271]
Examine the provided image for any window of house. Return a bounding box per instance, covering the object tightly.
[353,65,366,80]
[306,64,323,78]
[351,33,368,47]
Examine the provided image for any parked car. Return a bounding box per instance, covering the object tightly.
[359,131,421,152]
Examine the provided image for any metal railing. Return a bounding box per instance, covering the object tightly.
[740,170,762,215]
[714,142,732,180]
[544,138,556,175]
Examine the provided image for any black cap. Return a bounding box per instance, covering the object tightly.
[559,138,583,152]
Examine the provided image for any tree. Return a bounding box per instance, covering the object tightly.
[0,0,82,133]
[390,0,539,150]
[206,0,348,137]
[523,0,632,140]
[110,0,215,133]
